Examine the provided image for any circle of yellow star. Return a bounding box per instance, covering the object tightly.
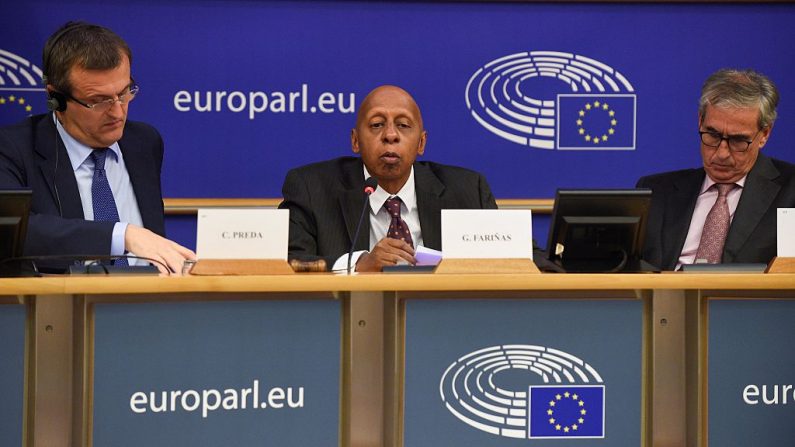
[575,100,618,145]
[546,390,588,435]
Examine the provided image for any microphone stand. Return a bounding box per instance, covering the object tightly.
[347,177,378,274]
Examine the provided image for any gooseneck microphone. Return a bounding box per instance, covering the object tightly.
[347,177,378,274]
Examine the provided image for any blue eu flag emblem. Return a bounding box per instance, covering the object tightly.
[557,94,636,150]
[529,385,605,438]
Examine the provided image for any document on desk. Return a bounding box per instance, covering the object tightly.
[415,246,442,266]
[778,209,795,256]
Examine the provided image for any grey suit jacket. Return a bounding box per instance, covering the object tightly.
[636,154,795,270]
[279,156,498,267]
[0,113,166,258]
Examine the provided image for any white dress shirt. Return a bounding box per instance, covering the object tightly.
[332,166,424,272]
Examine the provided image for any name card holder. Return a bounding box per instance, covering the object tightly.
[190,259,294,275]
[193,209,293,275]
[435,258,540,274]
[438,210,539,274]
[766,257,795,273]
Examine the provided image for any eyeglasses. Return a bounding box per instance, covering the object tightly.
[699,128,762,153]
[66,82,139,113]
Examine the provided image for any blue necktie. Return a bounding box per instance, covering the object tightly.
[91,148,127,266]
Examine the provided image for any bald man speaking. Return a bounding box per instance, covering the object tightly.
[279,85,497,272]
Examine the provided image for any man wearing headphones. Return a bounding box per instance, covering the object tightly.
[0,22,195,274]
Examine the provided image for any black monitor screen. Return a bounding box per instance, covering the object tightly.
[546,189,654,272]
[0,189,32,262]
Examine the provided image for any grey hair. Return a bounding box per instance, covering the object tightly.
[699,68,779,129]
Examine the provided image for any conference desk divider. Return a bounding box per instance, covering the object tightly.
[2,273,795,447]
[78,292,342,447]
[0,295,31,447]
[690,288,795,446]
[388,290,651,447]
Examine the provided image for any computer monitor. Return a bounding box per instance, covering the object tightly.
[0,189,32,276]
[546,189,655,273]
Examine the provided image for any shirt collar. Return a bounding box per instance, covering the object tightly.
[53,113,121,171]
[363,164,417,214]
[700,173,747,194]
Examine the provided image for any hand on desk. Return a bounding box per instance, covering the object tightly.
[356,237,416,272]
[124,224,197,275]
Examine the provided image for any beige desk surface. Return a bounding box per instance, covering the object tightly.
[1,272,794,295]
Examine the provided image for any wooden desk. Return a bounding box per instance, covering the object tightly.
[2,273,794,447]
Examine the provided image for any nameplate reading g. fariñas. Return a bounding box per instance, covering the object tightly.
[441,210,533,259]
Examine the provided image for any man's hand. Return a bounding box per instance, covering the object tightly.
[124,224,196,275]
[356,237,416,272]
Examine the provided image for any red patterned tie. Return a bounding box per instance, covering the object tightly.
[384,197,414,248]
[694,183,736,264]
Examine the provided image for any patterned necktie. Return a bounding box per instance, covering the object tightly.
[384,196,414,248]
[694,183,736,264]
[91,148,127,266]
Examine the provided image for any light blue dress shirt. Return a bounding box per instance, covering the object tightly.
[54,114,144,260]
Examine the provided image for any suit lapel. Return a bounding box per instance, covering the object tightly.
[724,155,780,262]
[663,170,703,269]
[339,159,370,251]
[34,115,84,219]
[414,163,445,250]
[118,127,162,232]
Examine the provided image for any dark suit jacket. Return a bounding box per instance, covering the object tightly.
[0,113,166,257]
[279,156,498,267]
[637,154,795,270]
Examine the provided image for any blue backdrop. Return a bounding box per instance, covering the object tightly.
[92,299,340,445]
[3,1,794,248]
[708,299,795,445]
[2,1,795,202]
[404,298,643,446]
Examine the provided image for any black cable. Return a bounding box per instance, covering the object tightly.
[86,259,110,274]
[0,254,170,275]
[53,119,63,217]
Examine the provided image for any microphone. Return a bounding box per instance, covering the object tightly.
[347,177,378,274]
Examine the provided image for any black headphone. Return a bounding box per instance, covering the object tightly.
[46,91,67,113]
[43,22,86,113]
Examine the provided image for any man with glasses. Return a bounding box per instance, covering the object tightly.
[637,68,795,270]
[0,22,195,274]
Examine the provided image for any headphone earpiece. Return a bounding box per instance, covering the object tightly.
[47,91,67,112]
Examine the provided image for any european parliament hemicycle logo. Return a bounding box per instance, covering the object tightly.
[465,51,636,151]
[0,48,45,124]
[440,344,606,440]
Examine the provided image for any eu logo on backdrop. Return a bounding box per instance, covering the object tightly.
[465,51,637,151]
[528,385,605,438]
[439,344,606,440]
[557,94,636,150]
[0,48,44,125]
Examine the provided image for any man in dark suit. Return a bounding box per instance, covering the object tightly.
[637,69,795,270]
[280,85,497,272]
[0,22,194,274]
